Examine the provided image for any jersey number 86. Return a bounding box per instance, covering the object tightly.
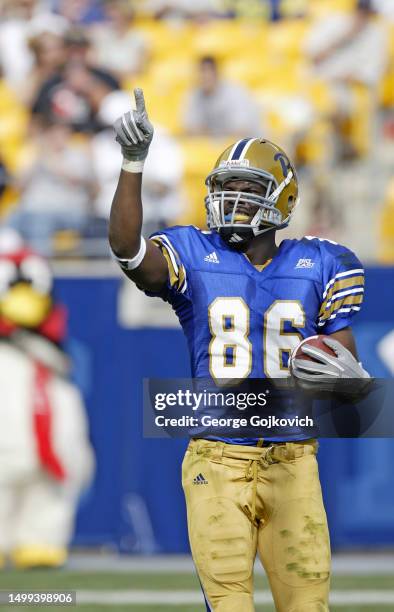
[208,298,305,381]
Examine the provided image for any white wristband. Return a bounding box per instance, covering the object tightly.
[122,158,145,173]
[112,237,147,271]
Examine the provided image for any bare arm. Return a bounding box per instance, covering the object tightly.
[109,170,168,291]
[108,89,169,292]
[329,326,358,359]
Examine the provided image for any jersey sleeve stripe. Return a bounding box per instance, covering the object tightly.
[153,235,180,274]
[320,275,364,313]
[318,305,361,326]
[157,245,179,287]
[318,294,363,324]
[159,235,188,292]
[323,275,364,299]
[322,269,364,299]
[324,293,363,315]
[325,287,364,304]
[150,235,187,293]
[177,264,187,293]
[319,286,364,315]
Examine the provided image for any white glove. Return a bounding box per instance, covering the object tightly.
[290,337,371,396]
[114,88,154,162]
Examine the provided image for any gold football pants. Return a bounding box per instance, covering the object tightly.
[182,439,330,612]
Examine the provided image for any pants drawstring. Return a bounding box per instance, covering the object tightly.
[245,443,276,525]
[189,439,318,526]
[245,438,266,524]
[245,458,259,524]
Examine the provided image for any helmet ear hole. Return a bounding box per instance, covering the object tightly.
[288,195,295,213]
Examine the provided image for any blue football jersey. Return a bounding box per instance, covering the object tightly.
[148,225,365,444]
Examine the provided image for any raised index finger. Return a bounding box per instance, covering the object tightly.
[134,88,146,112]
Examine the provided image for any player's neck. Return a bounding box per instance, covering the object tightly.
[244,231,278,265]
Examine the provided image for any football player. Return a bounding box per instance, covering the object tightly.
[109,89,369,612]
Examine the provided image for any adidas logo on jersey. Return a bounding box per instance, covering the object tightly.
[295,258,315,269]
[204,251,219,264]
[193,473,208,485]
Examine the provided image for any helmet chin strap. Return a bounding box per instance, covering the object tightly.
[219,222,276,252]
[250,209,277,237]
[251,209,265,236]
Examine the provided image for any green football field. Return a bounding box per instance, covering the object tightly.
[0,569,394,611]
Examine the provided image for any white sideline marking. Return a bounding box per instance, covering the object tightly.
[76,590,394,606]
[68,553,394,575]
[330,591,394,605]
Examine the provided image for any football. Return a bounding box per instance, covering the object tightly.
[290,334,337,367]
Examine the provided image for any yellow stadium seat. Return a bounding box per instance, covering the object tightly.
[379,23,394,108]
[295,118,333,166]
[222,55,268,89]
[310,0,357,19]
[150,57,194,90]
[123,73,187,135]
[280,0,309,19]
[266,20,311,61]
[138,20,194,61]
[346,83,374,157]
[0,80,29,171]
[220,0,271,19]
[378,179,394,263]
[0,80,29,215]
[192,21,268,62]
[306,78,336,116]
[176,137,229,228]
[0,186,20,219]
[192,21,242,60]
[380,71,394,109]
[267,59,306,92]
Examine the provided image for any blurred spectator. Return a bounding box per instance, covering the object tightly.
[90,0,148,81]
[32,27,119,132]
[372,0,394,19]
[304,191,342,243]
[305,0,387,156]
[7,118,96,255]
[0,0,68,91]
[218,0,271,19]
[0,70,29,185]
[306,0,386,86]
[144,0,221,20]
[22,30,67,106]
[183,56,262,137]
[92,91,184,233]
[54,0,106,25]
[276,0,307,19]
[0,157,10,202]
